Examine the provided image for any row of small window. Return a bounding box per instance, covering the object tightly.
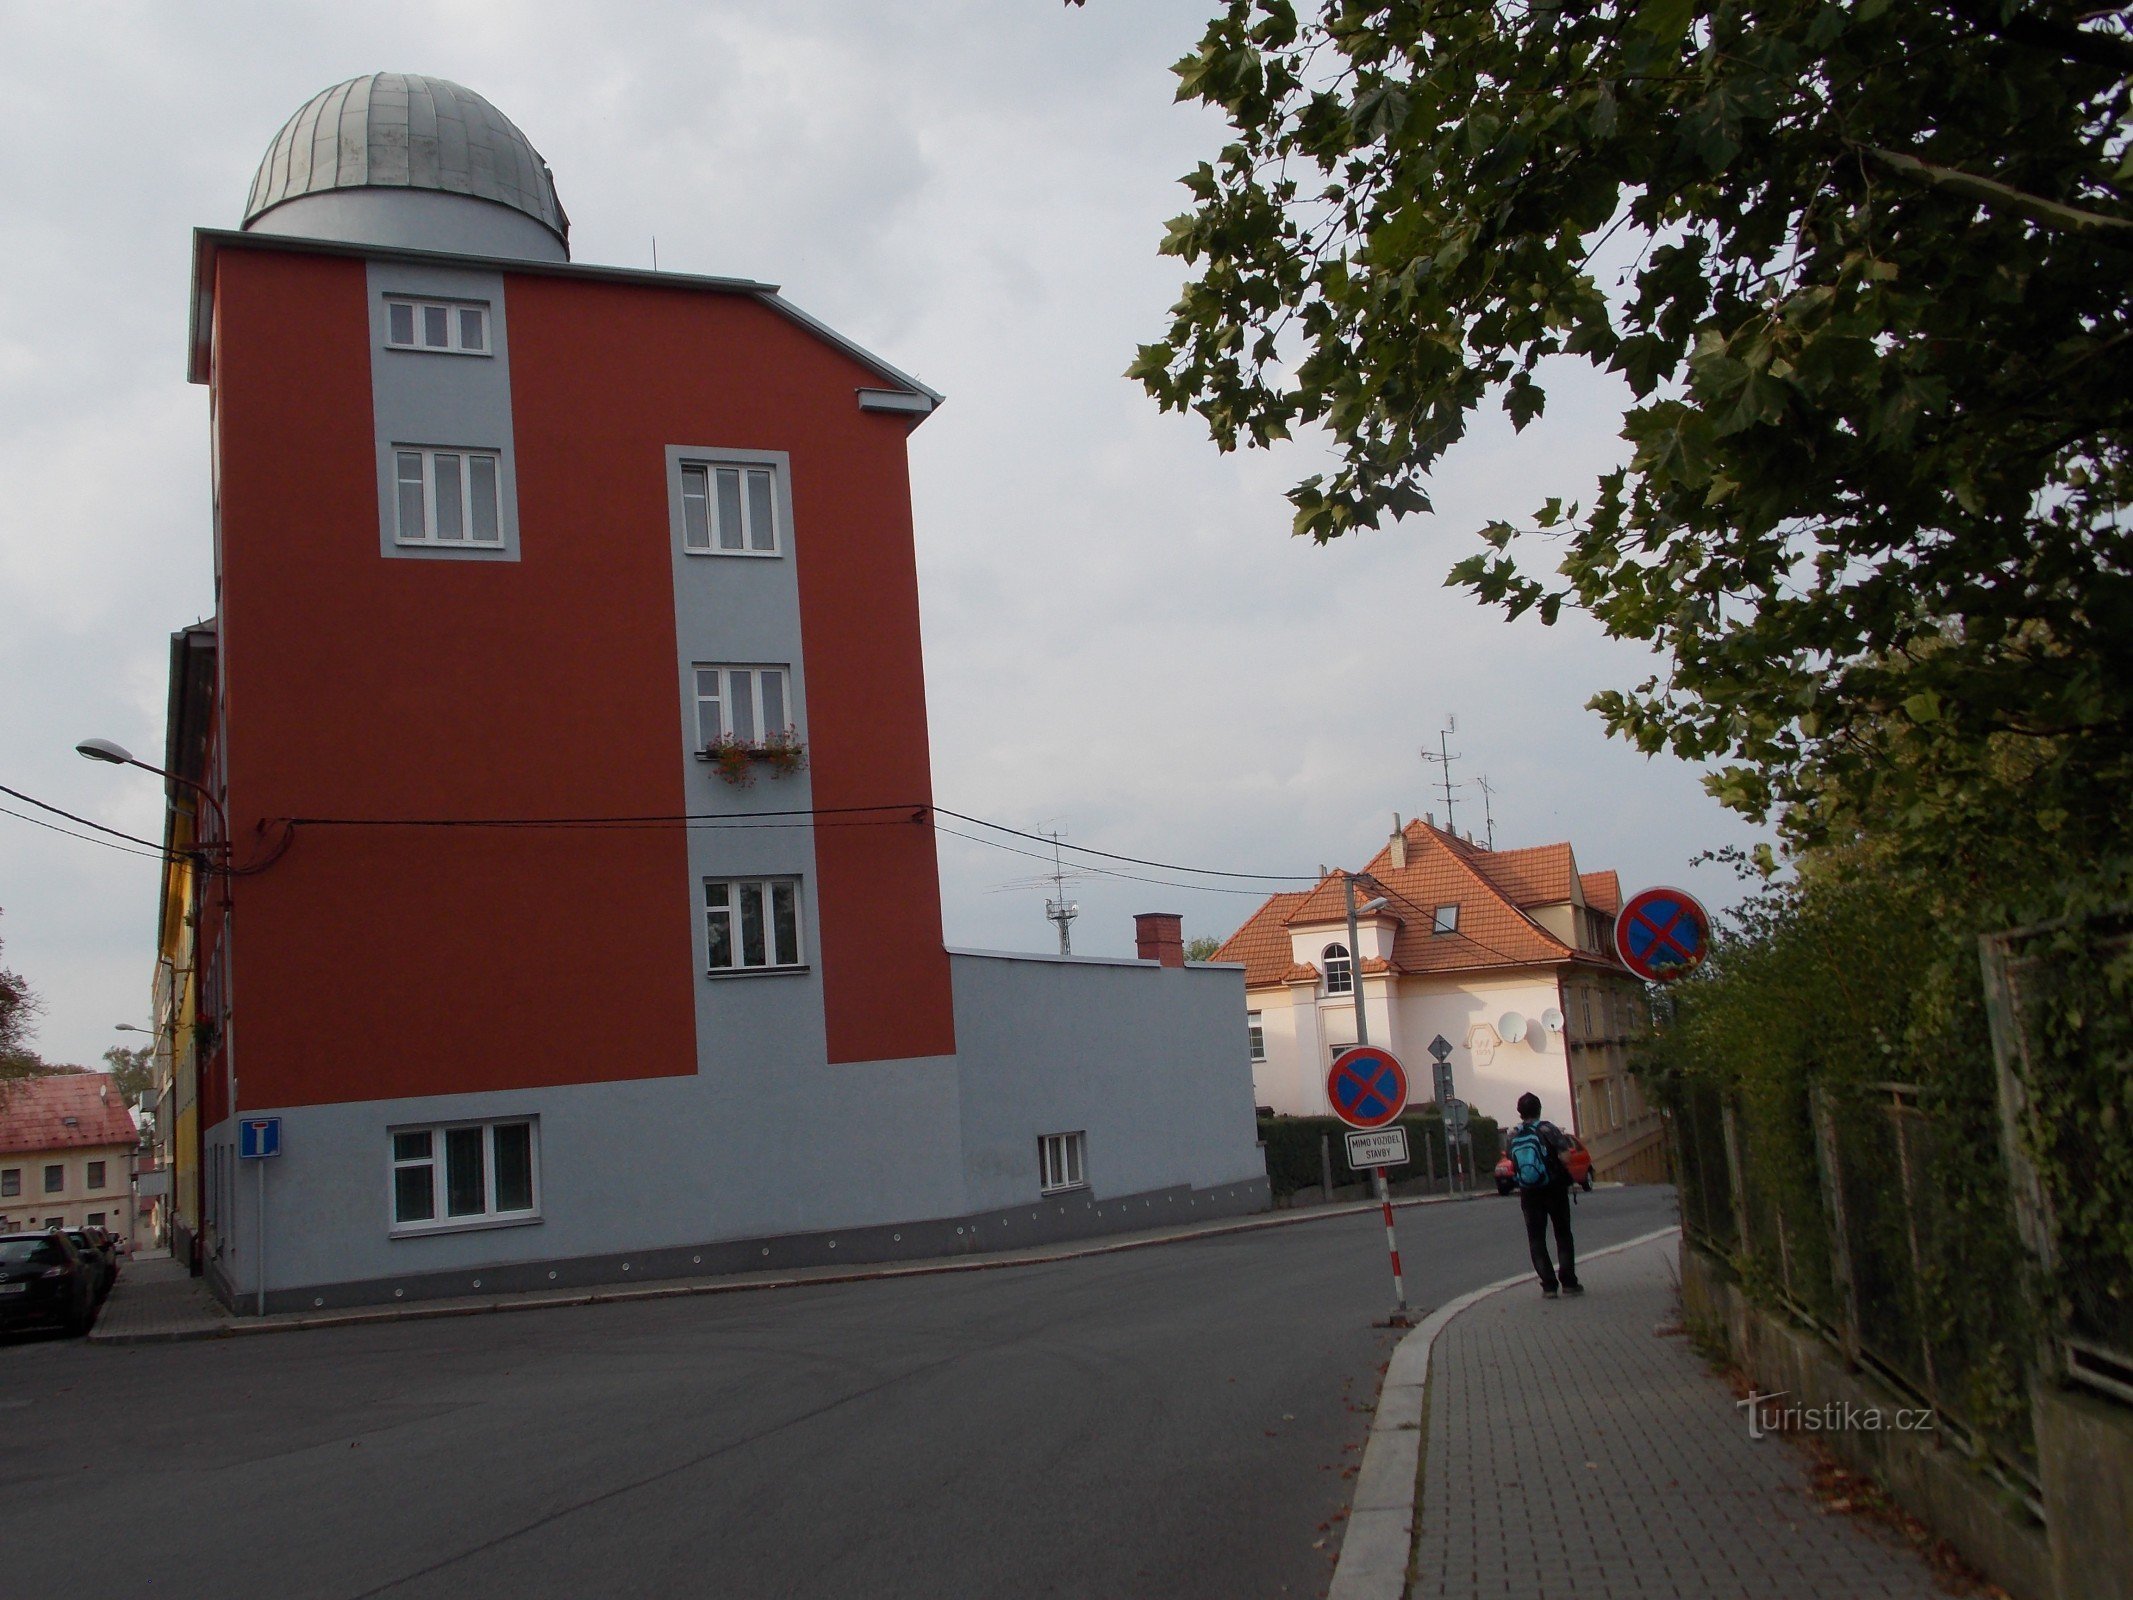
[0,1162,107,1197]
[384,1120,1091,1235]
[387,297,490,355]
[389,451,785,558]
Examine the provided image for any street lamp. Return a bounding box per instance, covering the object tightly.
[75,738,227,857]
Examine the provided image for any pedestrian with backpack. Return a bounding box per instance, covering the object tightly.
[1507,1091,1582,1299]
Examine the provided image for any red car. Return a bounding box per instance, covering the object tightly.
[1495,1134,1594,1196]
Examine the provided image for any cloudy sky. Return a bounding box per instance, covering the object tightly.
[0,1,1766,1069]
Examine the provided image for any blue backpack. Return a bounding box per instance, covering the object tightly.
[1508,1122,1554,1190]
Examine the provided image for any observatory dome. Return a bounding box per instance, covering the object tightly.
[243,74,570,261]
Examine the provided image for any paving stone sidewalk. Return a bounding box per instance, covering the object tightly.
[1411,1233,1948,1600]
[87,1251,231,1342]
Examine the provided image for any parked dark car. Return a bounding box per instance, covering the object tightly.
[0,1232,97,1336]
[62,1228,118,1304]
[79,1225,121,1287]
[1494,1133,1595,1196]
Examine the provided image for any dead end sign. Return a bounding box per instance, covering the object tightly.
[1326,1046,1409,1130]
[1614,886,1711,982]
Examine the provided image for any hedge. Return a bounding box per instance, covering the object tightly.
[1258,1111,1501,1198]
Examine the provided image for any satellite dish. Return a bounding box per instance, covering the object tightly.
[1541,1007,1564,1033]
[1498,1011,1527,1045]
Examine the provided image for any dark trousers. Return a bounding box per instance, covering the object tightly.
[1520,1182,1578,1289]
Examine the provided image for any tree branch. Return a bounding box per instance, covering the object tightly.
[1864,145,2133,246]
[1941,0,2133,74]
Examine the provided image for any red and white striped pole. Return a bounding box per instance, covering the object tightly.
[1375,1165,1409,1317]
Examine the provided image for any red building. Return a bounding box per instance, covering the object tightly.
[161,75,1263,1312]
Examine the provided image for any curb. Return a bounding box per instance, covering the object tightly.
[1327,1224,1682,1600]
[89,1186,1503,1346]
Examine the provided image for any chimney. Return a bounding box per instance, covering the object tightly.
[1389,813,1407,869]
[1135,912,1185,968]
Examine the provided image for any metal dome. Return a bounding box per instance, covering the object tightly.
[244,74,568,248]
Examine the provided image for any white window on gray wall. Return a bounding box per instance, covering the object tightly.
[385,297,490,355]
[705,879,804,972]
[694,665,792,749]
[679,462,780,555]
[1039,1131,1087,1194]
[390,1120,537,1232]
[1247,1011,1265,1061]
[395,447,502,546]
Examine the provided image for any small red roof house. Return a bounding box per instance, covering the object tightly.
[1216,816,1665,1183]
[0,1073,140,1240]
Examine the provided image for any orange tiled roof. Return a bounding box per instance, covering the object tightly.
[1215,820,1630,989]
[1469,842,1577,907]
[0,1073,138,1156]
[1580,870,1623,916]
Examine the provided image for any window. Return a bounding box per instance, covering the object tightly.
[680,463,779,555]
[1039,1131,1087,1194]
[385,297,489,354]
[0,1168,17,1198]
[395,447,503,547]
[694,665,792,749]
[86,1212,105,1228]
[705,879,804,972]
[390,1120,537,1231]
[43,1218,61,1231]
[43,1165,63,1195]
[1328,1039,1356,1064]
[1432,904,1459,935]
[1321,943,1353,995]
[1247,1011,1265,1062]
[86,1161,105,1190]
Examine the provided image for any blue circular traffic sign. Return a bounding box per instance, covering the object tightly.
[1326,1047,1409,1130]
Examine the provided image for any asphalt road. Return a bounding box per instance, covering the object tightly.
[1,1186,1677,1600]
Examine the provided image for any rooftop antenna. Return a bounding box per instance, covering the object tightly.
[1474,773,1499,851]
[652,235,659,271]
[1042,828,1079,955]
[1419,715,1462,837]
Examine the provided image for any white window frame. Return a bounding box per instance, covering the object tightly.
[1039,1131,1088,1195]
[384,296,491,356]
[389,1118,540,1236]
[679,461,782,556]
[394,446,504,547]
[1247,1011,1266,1062]
[1321,942,1353,996]
[705,878,806,974]
[693,664,794,750]
[1432,904,1459,935]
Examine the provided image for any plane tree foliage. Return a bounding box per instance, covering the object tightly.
[1132,0,2133,858]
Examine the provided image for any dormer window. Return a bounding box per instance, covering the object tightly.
[1432,904,1459,935]
[386,297,490,355]
[1322,943,1353,995]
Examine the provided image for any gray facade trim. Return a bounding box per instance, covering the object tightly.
[366,261,522,563]
[945,946,1161,970]
[237,1176,1271,1316]
[857,387,937,415]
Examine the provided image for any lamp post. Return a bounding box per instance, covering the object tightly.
[79,737,231,1288]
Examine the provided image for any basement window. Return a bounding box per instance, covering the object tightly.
[390,1119,539,1233]
[1039,1131,1087,1195]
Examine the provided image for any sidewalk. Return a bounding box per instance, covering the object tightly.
[1402,1231,1949,1600]
[89,1251,231,1342]
[86,1186,1495,1345]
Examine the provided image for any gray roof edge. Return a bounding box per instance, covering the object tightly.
[759,293,945,409]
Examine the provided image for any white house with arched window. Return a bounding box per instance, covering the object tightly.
[1217,816,1666,1184]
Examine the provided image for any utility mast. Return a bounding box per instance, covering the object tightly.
[1042,830,1079,955]
[1419,716,1463,837]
